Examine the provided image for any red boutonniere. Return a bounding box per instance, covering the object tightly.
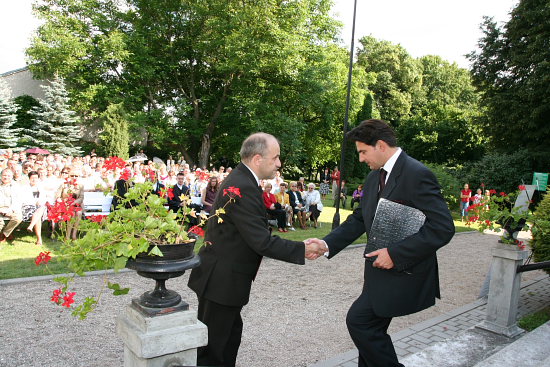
[223,186,241,198]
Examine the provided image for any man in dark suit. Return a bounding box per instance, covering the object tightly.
[168,172,189,213]
[188,133,322,367]
[307,119,455,367]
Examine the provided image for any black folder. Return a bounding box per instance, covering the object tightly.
[364,198,425,261]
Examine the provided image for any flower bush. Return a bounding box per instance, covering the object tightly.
[35,158,241,319]
[467,185,532,249]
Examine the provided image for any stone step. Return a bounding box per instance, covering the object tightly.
[537,356,550,367]
[473,321,550,367]
[400,321,550,367]
[400,327,517,367]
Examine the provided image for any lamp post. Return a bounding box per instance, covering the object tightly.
[332,0,358,229]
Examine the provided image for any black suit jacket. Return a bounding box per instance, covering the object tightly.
[168,184,189,212]
[323,151,455,317]
[288,190,304,208]
[188,163,305,307]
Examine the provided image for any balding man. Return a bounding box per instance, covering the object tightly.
[188,133,322,367]
[0,169,23,242]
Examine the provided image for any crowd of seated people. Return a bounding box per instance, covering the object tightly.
[0,149,235,245]
[260,175,324,231]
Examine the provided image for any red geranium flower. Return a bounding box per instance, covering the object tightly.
[51,288,62,304]
[518,185,526,191]
[489,189,497,195]
[88,214,107,223]
[46,197,81,223]
[160,187,175,200]
[35,251,52,266]
[103,156,127,171]
[189,225,205,237]
[223,186,242,198]
[119,168,132,181]
[62,292,76,308]
[500,192,507,197]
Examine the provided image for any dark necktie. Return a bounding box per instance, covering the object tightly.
[378,168,387,198]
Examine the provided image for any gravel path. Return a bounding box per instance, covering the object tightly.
[0,231,543,367]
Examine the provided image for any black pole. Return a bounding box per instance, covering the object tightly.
[332,0,358,229]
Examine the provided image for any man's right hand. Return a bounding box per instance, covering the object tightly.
[304,238,328,260]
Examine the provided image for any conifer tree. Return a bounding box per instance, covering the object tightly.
[0,79,19,148]
[28,75,82,155]
[101,103,129,159]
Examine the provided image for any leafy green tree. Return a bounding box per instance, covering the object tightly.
[27,0,342,168]
[28,75,83,155]
[467,0,550,156]
[0,80,19,148]
[101,103,129,159]
[397,56,485,164]
[356,36,422,123]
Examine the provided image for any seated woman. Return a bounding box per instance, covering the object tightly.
[21,171,47,245]
[201,176,219,214]
[263,182,287,232]
[275,182,294,230]
[303,183,323,228]
[288,181,307,229]
[351,184,364,210]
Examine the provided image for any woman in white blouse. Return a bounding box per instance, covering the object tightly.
[303,183,323,228]
[22,171,47,245]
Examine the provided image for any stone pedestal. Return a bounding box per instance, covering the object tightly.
[477,245,528,338]
[117,303,208,367]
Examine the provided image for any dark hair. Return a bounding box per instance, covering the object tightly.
[28,170,39,178]
[346,119,397,147]
[207,176,219,191]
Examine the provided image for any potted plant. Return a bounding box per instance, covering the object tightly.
[467,185,532,249]
[35,157,240,319]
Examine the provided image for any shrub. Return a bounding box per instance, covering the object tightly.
[460,150,534,193]
[530,191,550,275]
[426,163,460,209]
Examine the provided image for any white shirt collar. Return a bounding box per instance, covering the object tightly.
[242,163,260,186]
[381,147,402,183]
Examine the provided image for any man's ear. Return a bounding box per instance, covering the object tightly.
[250,154,262,168]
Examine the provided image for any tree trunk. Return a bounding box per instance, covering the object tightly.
[198,133,210,169]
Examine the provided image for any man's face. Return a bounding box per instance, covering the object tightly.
[1,170,13,185]
[356,141,385,170]
[290,183,298,192]
[176,175,185,185]
[257,139,281,180]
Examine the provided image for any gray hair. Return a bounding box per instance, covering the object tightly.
[240,133,277,162]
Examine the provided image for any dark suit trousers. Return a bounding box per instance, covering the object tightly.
[346,289,404,367]
[266,208,286,229]
[197,297,243,367]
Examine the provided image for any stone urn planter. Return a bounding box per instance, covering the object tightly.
[126,240,201,316]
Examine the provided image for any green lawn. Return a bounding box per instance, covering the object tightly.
[1,200,473,280]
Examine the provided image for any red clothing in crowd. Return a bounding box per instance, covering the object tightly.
[331,170,341,185]
[461,189,472,202]
[262,191,277,209]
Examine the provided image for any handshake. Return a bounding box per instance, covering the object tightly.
[303,238,328,260]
